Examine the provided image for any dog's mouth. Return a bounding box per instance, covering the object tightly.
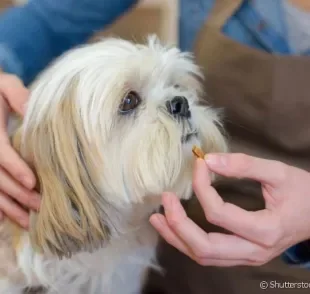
[181,131,198,143]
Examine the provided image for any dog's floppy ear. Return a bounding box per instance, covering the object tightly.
[17,84,111,258]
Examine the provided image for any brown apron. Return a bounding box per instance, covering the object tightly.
[144,1,310,293]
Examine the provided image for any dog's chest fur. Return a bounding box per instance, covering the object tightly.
[0,213,159,294]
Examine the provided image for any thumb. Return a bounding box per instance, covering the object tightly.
[204,153,287,186]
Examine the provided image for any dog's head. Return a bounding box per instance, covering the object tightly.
[18,36,227,258]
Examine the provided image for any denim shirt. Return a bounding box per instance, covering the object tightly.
[0,0,139,85]
[0,0,309,268]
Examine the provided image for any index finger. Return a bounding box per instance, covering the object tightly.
[205,153,289,187]
[192,159,274,246]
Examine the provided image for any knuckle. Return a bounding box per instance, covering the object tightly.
[271,162,289,184]
[260,226,282,248]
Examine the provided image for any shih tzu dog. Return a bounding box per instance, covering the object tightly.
[1,36,227,294]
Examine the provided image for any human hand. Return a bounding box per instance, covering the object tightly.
[0,72,40,228]
[150,153,310,266]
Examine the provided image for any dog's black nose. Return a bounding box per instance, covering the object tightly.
[166,96,191,118]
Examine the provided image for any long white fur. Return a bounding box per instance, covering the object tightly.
[1,35,227,294]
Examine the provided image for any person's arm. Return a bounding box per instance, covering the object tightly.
[0,0,138,85]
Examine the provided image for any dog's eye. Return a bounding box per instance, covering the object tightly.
[174,84,180,89]
[119,91,141,114]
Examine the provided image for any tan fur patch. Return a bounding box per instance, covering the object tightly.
[14,82,111,258]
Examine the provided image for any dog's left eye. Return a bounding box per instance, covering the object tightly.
[119,91,141,114]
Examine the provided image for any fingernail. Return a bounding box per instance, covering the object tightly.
[205,154,227,168]
[20,176,33,189]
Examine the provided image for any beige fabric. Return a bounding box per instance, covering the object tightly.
[289,0,310,11]
[0,0,13,11]
[91,0,179,45]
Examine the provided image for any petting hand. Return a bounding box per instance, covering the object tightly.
[0,72,40,228]
[150,153,310,266]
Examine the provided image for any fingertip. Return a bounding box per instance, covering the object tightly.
[149,213,165,227]
[195,157,209,173]
[162,193,187,224]
[161,192,177,207]
[18,174,36,190]
[19,217,29,230]
[28,192,41,211]
[204,153,228,168]
[17,100,29,117]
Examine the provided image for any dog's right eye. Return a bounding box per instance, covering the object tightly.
[119,91,141,114]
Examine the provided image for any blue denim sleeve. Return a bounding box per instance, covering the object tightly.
[282,241,310,269]
[0,0,138,85]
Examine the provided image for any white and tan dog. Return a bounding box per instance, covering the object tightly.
[0,36,227,294]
